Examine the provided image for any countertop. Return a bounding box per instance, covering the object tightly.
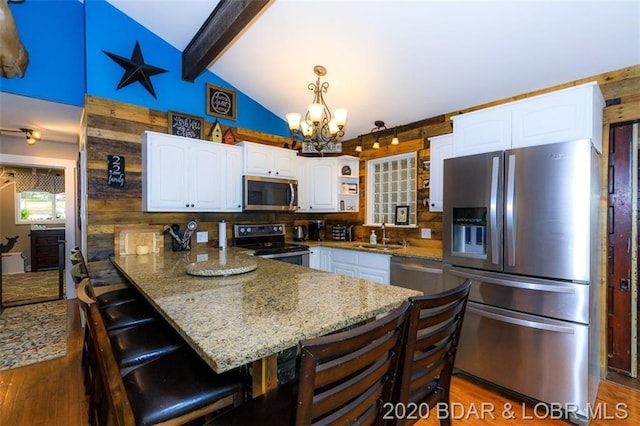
[303,240,443,261]
[110,247,420,374]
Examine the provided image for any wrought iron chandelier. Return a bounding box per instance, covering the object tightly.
[286,65,347,155]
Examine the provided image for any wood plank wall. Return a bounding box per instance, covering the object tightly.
[83,65,640,286]
[83,96,329,285]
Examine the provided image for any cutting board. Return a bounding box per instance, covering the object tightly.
[114,225,164,256]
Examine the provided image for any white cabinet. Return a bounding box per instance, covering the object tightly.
[452,104,511,157]
[237,141,298,178]
[142,131,241,212]
[451,82,604,156]
[511,82,604,152]
[224,146,243,211]
[298,155,359,213]
[330,248,390,284]
[298,158,338,212]
[428,134,454,212]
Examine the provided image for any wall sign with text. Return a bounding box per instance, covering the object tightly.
[168,111,204,139]
[107,155,125,187]
[206,83,237,120]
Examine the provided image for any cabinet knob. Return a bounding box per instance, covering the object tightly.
[268,171,272,174]
[190,204,195,207]
[185,204,189,207]
[275,171,279,175]
[237,205,241,208]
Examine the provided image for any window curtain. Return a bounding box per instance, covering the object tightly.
[14,170,65,194]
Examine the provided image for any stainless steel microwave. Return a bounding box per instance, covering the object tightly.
[243,175,298,211]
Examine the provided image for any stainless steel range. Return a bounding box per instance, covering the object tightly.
[234,224,310,267]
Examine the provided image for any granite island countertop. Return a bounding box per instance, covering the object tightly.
[110,247,420,374]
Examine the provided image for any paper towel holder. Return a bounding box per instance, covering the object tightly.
[219,220,227,250]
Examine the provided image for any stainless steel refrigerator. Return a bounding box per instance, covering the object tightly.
[443,139,601,425]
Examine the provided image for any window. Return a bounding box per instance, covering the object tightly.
[366,152,416,226]
[16,191,66,224]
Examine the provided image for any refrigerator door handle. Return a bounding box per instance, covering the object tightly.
[467,305,576,334]
[505,154,516,266]
[490,156,500,265]
[450,268,576,293]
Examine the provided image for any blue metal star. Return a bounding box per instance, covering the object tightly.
[103,41,167,99]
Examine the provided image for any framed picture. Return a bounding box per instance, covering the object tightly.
[168,111,204,139]
[395,205,410,225]
[206,83,237,120]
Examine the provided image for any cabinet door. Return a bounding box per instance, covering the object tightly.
[189,144,225,211]
[453,105,511,156]
[244,143,273,176]
[332,262,358,278]
[358,269,389,284]
[224,146,243,211]
[307,159,337,212]
[320,248,332,272]
[511,83,602,151]
[273,149,299,178]
[429,134,454,212]
[309,248,320,270]
[144,136,190,211]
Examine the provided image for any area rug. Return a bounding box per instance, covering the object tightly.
[2,270,62,304]
[0,300,67,371]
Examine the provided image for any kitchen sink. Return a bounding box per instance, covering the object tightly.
[353,244,403,251]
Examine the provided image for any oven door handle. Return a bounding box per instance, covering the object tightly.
[256,251,310,259]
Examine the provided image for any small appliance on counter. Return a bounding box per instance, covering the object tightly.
[332,224,354,241]
[308,220,324,241]
[293,225,307,242]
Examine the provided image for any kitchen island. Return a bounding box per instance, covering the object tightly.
[110,246,419,395]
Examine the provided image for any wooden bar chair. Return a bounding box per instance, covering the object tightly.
[207,300,411,425]
[393,279,472,426]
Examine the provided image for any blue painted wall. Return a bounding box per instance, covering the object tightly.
[2,0,288,137]
[1,0,85,106]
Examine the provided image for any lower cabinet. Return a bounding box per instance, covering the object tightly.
[329,248,390,284]
[30,229,65,271]
[309,247,333,272]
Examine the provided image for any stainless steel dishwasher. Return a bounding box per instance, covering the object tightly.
[390,256,444,295]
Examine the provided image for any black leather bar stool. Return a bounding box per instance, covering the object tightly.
[100,299,158,332]
[109,320,185,374]
[95,286,140,308]
[122,347,246,426]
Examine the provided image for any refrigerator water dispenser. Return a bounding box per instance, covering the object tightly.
[452,207,487,257]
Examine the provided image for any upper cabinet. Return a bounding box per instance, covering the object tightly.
[297,155,359,213]
[237,141,299,178]
[142,131,241,212]
[451,105,511,156]
[511,83,604,151]
[451,82,604,156]
[428,134,454,212]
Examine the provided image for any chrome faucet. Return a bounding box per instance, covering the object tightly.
[381,222,390,246]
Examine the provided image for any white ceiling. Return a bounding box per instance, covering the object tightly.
[2,0,639,145]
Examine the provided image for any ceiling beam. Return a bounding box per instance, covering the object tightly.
[182,0,271,82]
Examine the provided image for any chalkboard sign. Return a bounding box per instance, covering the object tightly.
[168,111,204,139]
[107,155,125,187]
[206,83,237,120]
